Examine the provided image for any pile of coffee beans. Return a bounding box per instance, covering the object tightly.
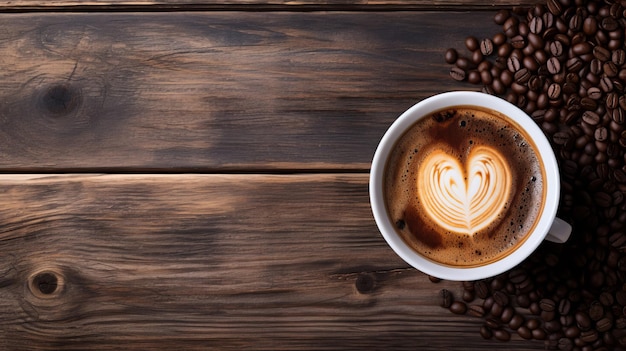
[442,1,626,350]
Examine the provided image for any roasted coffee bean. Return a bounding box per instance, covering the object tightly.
[549,40,564,57]
[607,92,619,109]
[582,111,601,126]
[493,329,510,342]
[602,16,619,31]
[439,288,453,308]
[517,294,531,308]
[541,309,555,322]
[500,306,514,324]
[468,304,485,317]
[544,319,561,332]
[564,326,580,339]
[474,281,489,299]
[483,296,494,310]
[558,338,573,351]
[601,76,614,93]
[492,291,509,306]
[498,43,512,57]
[493,9,510,25]
[588,301,604,321]
[580,97,597,111]
[575,311,592,330]
[514,68,531,84]
[595,127,608,141]
[449,301,467,315]
[580,329,598,343]
[462,289,475,302]
[444,48,458,64]
[590,58,602,75]
[613,108,625,124]
[485,317,501,329]
[490,301,503,317]
[531,328,546,340]
[547,57,561,74]
[553,131,570,145]
[539,298,556,312]
[523,56,539,71]
[573,41,592,56]
[594,46,611,62]
[503,16,519,37]
[595,192,612,207]
[510,35,525,49]
[500,70,513,86]
[479,325,493,339]
[558,298,571,315]
[529,16,543,34]
[507,56,521,72]
[596,317,612,332]
[528,33,543,49]
[604,61,619,77]
[546,0,562,15]
[583,16,598,35]
[614,49,626,65]
[450,67,466,81]
[566,57,583,72]
[509,314,524,330]
[588,87,602,100]
[467,70,480,84]
[465,36,479,51]
[480,38,494,56]
[517,326,532,340]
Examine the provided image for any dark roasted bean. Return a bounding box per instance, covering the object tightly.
[449,301,467,315]
[480,325,492,339]
[468,304,485,317]
[493,329,510,342]
[439,288,453,308]
[450,67,466,81]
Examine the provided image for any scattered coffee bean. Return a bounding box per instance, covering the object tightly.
[468,304,486,317]
[440,2,626,349]
[450,67,466,81]
[493,329,511,342]
[439,289,453,308]
[480,325,493,339]
[449,301,467,315]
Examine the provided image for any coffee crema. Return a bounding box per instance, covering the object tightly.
[383,106,546,267]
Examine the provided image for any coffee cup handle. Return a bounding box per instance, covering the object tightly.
[545,217,572,244]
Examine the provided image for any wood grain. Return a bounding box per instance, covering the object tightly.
[0,0,539,10]
[0,174,545,350]
[0,11,501,172]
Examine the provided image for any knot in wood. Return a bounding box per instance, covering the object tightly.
[28,270,63,299]
[40,83,81,116]
[355,272,376,294]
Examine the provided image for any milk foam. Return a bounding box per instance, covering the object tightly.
[418,146,512,235]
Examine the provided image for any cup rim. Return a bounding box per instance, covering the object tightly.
[369,91,560,281]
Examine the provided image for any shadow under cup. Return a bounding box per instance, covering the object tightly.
[369,92,569,280]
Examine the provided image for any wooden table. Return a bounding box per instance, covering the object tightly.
[0,1,559,350]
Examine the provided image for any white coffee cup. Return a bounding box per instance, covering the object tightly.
[370,91,571,281]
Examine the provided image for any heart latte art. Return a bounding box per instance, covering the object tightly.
[417,146,512,236]
[384,106,545,266]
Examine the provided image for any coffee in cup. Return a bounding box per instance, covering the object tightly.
[384,105,544,267]
[370,91,571,281]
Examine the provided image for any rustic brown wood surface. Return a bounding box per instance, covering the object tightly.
[0,0,537,9]
[0,174,546,350]
[0,11,499,172]
[0,1,555,350]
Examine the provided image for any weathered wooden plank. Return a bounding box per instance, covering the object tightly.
[0,1,539,10]
[0,174,544,350]
[0,11,499,171]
